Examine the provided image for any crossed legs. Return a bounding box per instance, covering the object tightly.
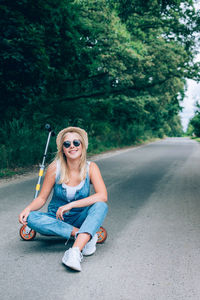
[27,201,108,251]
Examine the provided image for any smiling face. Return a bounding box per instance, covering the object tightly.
[63,132,83,160]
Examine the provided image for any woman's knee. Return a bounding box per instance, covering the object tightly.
[27,211,42,227]
[91,201,108,214]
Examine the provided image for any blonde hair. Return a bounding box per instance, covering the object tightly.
[55,127,88,184]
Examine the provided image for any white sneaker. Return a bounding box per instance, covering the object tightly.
[82,234,98,256]
[62,247,83,271]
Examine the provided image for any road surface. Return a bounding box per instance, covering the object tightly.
[0,137,200,300]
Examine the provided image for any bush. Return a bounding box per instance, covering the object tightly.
[190,113,200,137]
[0,119,56,169]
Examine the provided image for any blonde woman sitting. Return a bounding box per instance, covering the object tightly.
[19,127,108,272]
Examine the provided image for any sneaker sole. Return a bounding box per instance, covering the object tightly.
[82,246,96,256]
[62,258,82,272]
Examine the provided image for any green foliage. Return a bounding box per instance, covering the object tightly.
[0,169,16,178]
[186,123,195,136]
[0,119,56,167]
[189,115,200,137]
[1,0,200,170]
[187,102,200,137]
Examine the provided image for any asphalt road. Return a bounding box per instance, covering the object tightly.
[1,137,200,300]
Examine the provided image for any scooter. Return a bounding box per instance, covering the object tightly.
[19,124,107,244]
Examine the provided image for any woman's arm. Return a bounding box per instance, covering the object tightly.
[56,162,107,220]
[18,161,56,225]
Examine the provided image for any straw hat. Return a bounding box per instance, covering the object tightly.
[56,127,88,150]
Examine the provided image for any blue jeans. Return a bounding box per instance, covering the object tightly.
[27,202,108,240]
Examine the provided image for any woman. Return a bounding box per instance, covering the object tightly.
[19,126,108,272]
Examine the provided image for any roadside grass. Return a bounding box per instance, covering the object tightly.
[0,169,17,178]
[190,136,200,142]
[87,137,160,156]
[0,137,160,179]
[0,167,38,179]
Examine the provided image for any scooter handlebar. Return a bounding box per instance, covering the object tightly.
[45,124,56,136]
[45,124,51,131]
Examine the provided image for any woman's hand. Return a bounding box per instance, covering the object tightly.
[19,207,31,225]
[56,203,73,221]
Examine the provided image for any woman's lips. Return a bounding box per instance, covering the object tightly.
[69,149,77,154]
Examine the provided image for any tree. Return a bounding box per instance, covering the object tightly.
[1,0,200,169]
[188,102,200,136]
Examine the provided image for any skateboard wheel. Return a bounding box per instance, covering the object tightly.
[19,225,36,241]
[97,226,107,244]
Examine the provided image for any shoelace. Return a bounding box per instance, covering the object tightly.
[64,238,69,246]
[64,235,75,246]
[79,252,83,261]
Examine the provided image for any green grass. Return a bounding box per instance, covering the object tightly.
[190,136,200,142]
[0,168,19,178]
[0,167,36,179]
[87,137,157,156]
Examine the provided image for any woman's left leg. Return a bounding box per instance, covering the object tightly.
[27,211,77,239]
[62,202,108,271]
[73,201,108,251]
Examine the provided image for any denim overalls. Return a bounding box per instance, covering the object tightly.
[27,161,108,239]
[47,161,91,215]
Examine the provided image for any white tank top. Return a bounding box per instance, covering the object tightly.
[62,181,85,201]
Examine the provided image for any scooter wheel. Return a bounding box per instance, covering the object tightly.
[19,225,36,241]
[97,226,107,244]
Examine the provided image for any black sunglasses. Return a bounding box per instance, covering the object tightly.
[63,139,81,148]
